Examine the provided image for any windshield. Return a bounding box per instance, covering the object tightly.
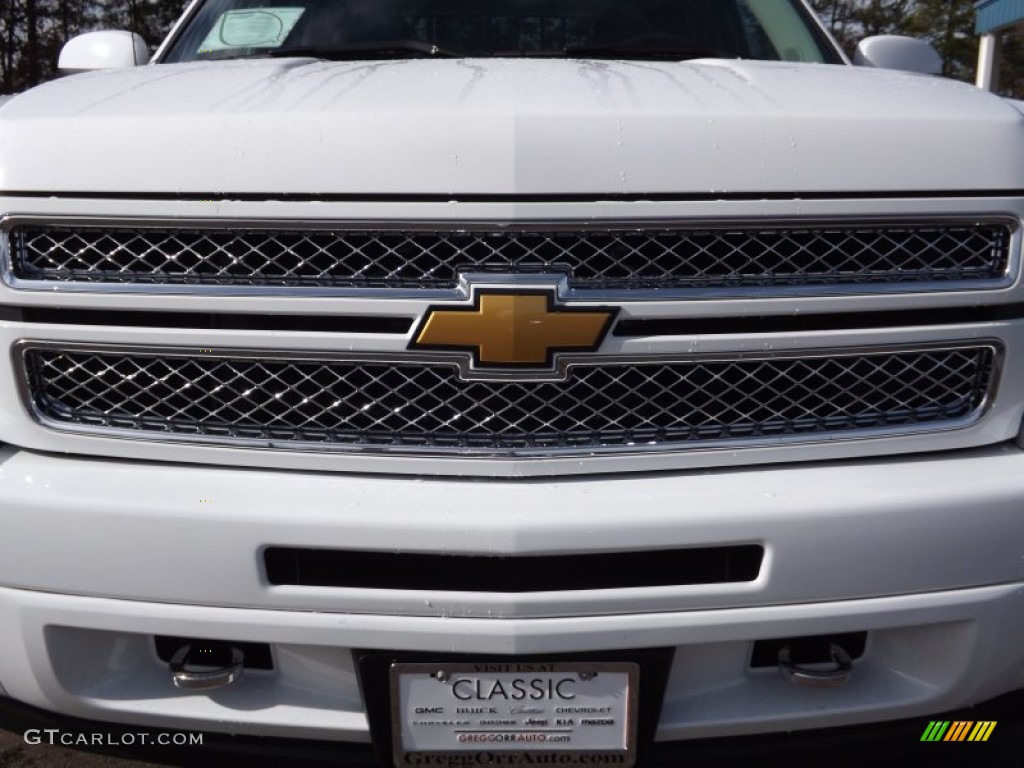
[161,0,841,64]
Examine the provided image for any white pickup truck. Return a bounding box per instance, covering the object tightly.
[0,0,1022,765]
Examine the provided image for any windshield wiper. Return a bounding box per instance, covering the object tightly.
[563,43,737,61]
[265,39,463,60]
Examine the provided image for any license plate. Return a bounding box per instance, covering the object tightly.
[390,661,638,767]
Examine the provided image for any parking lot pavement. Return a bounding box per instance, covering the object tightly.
[0,727,153,767]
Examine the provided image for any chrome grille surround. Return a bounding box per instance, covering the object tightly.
[1,216,1016,296]
[16,342,999,457]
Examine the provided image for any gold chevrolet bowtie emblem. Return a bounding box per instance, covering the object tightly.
[411,291,617,368]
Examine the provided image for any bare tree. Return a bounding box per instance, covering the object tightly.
[812,0,996,88]
[810,0,913,54]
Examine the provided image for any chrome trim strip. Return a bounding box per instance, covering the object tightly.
[1,214,1017,301]
[12,339,1003,459]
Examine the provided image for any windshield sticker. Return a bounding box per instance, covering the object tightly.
[198,7,305,52]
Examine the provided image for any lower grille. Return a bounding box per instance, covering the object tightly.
[19,344,996,456]
[264,545,764,591]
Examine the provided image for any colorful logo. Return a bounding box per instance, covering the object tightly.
[920,721,996,742]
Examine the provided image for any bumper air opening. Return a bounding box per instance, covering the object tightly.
[263,544,764,592]
[749,632,868,669]
[154,636,274,671]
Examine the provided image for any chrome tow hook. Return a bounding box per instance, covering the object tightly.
[169,644,245,690]
[777,643,853,688]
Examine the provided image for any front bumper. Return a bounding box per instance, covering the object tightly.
[0,444,1021,750]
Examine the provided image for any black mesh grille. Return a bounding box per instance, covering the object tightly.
[8,223,1012,290]
[22,346,995,454]
[264,546,765,590]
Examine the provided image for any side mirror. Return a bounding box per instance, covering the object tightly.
[853,35,942,75]
[58,30,149,72]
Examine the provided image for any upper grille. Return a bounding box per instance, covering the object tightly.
[5,221,1013,292]
[20,345,996,455]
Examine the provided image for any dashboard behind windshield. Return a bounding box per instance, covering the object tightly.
[161,0,842,64]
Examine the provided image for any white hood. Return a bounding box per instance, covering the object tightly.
[1,57,1021,195]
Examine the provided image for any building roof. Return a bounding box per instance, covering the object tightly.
[976,0,1024,33]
